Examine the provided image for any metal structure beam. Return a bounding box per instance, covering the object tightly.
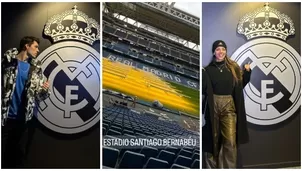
[104,3,199,45]
[143,2,199,28]
[137,22,199,52]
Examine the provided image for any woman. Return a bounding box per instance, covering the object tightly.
[202,67,214,168]
[204,40,251,168]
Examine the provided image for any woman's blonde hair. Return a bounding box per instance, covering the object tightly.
[224,56,242,85]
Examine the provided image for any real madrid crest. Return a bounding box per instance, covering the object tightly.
[231,3,301,125]
[36,5,100,134]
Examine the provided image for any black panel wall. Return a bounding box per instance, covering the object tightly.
[202,2,300,168]
[1,2,100,168]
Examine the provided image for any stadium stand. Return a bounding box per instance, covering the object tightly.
[102,2,200,83]
[102,24,199,80]
[102,106,200,169]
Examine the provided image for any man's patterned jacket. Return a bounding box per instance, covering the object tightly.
[1,48,50,126]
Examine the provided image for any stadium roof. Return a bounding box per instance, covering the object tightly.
[104,2,200,47]
[173,2,200,18]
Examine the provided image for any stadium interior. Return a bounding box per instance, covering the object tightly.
[102,2,200,169]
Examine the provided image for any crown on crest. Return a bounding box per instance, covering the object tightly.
[237,3,295,41]
[44,5,100,45]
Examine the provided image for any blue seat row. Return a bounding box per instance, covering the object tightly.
[103,147,200,169]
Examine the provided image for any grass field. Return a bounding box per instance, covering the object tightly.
[103,81,200,117]
[103,58,200,117]
[166,81,200,117]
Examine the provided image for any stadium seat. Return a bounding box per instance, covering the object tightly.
[118,151,145,168]
[145,132,153,136]
[193,149,200,154]
[165,146,179,154]
[174,155,192,167]
[144,157,169,168]
[178,149,193,158]
[118,134,140,155]
[140,146,158,164]
[136,132,147,137]
[103,147,119,168]
[170,163,190,169]
[107,129,122,136]
[123,125,133,131]
[124,134,136,139]
[124,120,131,125]
[103,123,109,129]
[183,146,194,152]
[123,129,135,135]
[111,122,122,128]
[115,119,123,124]
[103,135,119,140]
[157,150,175,166]
[191,159,200,169]
[191,153,200,161]
[110,125,122,132]
[103,120,111,125]
[134,128,144,135]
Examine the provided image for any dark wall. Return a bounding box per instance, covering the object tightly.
[2,2,100,53]
[2,2,100,168]
[202,2,300,65]
[202,2,301,168]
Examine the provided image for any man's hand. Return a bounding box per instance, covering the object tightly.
[42,80,50,90]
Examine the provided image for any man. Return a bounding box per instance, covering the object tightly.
[131,96,137,108]
[1,36,50,168]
